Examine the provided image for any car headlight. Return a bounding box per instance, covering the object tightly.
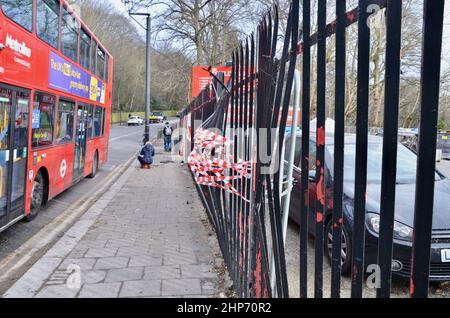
[366,213,413,242]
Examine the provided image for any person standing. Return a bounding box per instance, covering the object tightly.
[163,122,173,152]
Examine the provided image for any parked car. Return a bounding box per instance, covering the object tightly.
[437,132,450,160]
[149,112,165,123]
[127,116,144,126]
[285,132,450,281]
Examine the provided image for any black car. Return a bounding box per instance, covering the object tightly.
[286,132,450,281]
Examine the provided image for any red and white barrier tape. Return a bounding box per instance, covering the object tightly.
[188,128,251,202]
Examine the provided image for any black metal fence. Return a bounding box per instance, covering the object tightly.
[180,0,447,298]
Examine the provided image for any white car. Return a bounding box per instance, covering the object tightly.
[128,116,144,126]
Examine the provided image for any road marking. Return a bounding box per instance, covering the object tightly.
[109,131,142,142]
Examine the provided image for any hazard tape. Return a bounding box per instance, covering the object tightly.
[188,128,251,202]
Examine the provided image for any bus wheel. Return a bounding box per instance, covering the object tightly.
[88,152,98,179]
[25,172,45,222]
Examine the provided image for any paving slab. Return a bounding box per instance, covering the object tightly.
[3,138,225,298]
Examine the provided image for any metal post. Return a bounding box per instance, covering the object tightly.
[411,0,445,298]
[128,10,152,141]
[331,0,346,299]
[377,0,402,299]
[282,70,300,244]
[145,15,151,141]
[351,0,370,298]
[300,0,311,298]
[271,70,300,294]
[315,0,326,298]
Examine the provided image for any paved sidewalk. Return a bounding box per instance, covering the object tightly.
[4,139,226,298]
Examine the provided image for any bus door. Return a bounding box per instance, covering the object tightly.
[73,104,87,180]
[0,85,30,229]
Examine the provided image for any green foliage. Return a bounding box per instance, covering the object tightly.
[438,113,447,131]
[151,99,163,111]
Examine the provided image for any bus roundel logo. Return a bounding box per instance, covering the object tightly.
[60,159,67,178]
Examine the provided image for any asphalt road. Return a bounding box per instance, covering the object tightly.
[286,160,450,298]
[0,124,146,263]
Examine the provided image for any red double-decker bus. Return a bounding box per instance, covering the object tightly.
[0,0,113,231]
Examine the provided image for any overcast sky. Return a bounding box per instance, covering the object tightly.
[442,1,450,69]
[110,0,127,13]
[107,0,450,68]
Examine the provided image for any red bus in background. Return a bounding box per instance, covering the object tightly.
[0,0,113,231]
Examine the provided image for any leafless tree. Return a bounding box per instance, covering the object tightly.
[78,0,191,111]
[121,0,275,65]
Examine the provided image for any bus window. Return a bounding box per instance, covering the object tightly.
[79,28,91,69]
[101,108,106,136]
[0,0,33,32]
[36,0,60,49]
[56,100,74,144]
[0,89,11,151]
[14,93,29,149]
[105,55,109,83]
[93,106,102,137]
[97,47,105,80]
[61,6,79,62]
[90,40,96,74]
[32,93,55,148]
[11,92,29,211]
[0,89,11,216]
[85,105,93,138]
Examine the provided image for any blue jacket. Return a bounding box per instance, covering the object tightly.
[139,144,155,164]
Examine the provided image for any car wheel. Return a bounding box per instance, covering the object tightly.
[325,218,353,275]
[25,171,45,222]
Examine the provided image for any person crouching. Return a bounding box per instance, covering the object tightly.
[138,141,155,169]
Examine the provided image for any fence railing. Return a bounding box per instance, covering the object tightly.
[180,0,447,298]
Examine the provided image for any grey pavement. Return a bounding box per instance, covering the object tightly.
[0,124,144,294]
[437,160,450,178]
[3,138,226,298]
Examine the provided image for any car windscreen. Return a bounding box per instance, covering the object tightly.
[327,143,440,184]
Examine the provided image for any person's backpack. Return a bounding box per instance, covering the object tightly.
[164,126,173,136]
